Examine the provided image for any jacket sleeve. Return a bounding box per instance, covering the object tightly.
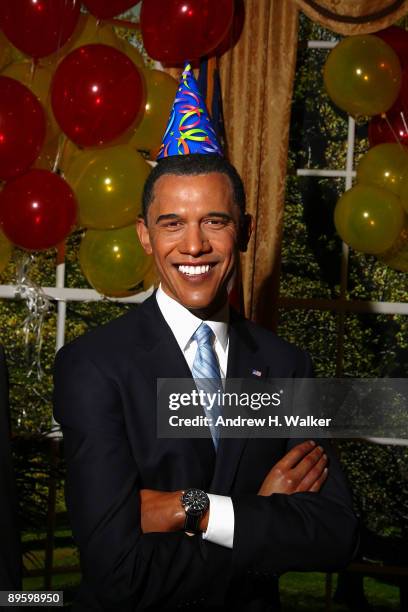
[53,346,232,611]
[231,438,358,580]
[230,349,358,583]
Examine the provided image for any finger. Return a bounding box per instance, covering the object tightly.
[309,466,329,492]
[295,453,327,492]
[291,445,325,483]
[274,440,317,471]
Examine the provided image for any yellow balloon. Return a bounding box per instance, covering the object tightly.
[42,14,122,68]
[79,224,152,297]
[334,184,405,254]
[120,38,145,70]
[129,69,178,152]
[397,162,408,215]
[35,137,59,171]
[59,138,82,174]
[379,221,408,271]
[35,136,80,172]
[0,231,12,275]
[324,35,401,117]
[357,144,408,196]
[1,60,59,141]
[65,145,151,230]
[0,30,14,71]
[143,262,159,291]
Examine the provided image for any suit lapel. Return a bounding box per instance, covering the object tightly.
[138,295,216,479]
[209,309,269,494]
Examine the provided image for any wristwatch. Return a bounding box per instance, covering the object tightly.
[180,488,210,533]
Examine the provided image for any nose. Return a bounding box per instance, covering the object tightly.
[179,222,211,256]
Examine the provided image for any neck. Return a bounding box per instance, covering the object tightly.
[187,294,229,321]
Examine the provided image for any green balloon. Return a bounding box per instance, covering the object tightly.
[334,184,405,254]
[324,35,401,117]
[0,230,12,274]
[357,143,408,196]
[79,224,152,297]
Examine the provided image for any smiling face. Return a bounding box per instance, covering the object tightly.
[137,172,250,317]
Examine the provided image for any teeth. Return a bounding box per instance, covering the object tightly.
[178,264,211,275]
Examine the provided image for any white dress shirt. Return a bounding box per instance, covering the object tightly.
[156,285,234,549]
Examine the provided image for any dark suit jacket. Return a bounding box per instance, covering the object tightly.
[53,294,357,611]
[0,345,21,590]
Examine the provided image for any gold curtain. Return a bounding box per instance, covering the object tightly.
[169,0,408,327]
[293,0,408,35]
[219,0,299,326]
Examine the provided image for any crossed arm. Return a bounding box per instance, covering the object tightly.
[140,440,329,534]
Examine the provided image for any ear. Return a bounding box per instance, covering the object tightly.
[136,216,153,255]
[238,213,253,252]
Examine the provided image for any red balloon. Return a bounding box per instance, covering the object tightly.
[51,44,145,147]
[368,102,408,147]
[213,0,245,57]
[0,76,46,181]
[141,0,234,64]
[82,0,141,19]
[0,169,77,251]
[375,26,408,69]
[369,63,408,147]
[0,0,80,59]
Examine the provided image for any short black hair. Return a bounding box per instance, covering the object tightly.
[142,154,246,224]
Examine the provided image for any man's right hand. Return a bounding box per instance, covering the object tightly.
[258,440,328,496]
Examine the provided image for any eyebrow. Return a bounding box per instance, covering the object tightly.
[155,213,179,224]
[155,212,234,224]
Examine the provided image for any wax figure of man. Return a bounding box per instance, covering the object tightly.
[53,65,357,611]
[0,345,21,591]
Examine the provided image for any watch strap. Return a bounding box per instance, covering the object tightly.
[184,512,201,533]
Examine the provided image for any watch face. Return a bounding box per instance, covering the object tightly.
[181,488,209,515]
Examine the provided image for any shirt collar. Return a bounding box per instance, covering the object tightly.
[156,285,229,352]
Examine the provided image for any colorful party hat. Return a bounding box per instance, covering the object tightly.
[157,62,223,159]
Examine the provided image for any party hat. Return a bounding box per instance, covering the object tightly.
[157,62,223,159]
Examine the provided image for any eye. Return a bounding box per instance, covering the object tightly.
[162,220,183,229]
[204,218,228,227]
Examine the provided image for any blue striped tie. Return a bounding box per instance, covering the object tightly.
[191,323,222,449]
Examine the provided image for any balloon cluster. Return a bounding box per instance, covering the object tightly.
[324,30,408,272]
[0,0,243,294]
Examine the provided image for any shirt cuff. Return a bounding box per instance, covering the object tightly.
[202,494,234,549]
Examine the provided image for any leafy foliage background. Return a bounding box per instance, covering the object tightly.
[280,15,408,539]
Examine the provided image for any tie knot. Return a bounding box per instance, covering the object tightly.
[192,323,214,347]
